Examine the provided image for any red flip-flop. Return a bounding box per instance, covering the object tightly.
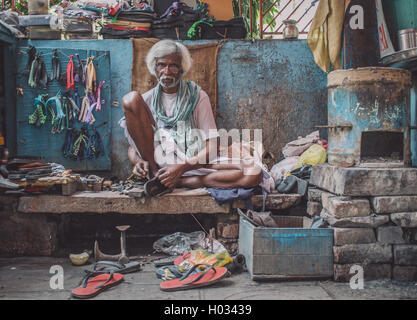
[160,264,229,292]
[71,271,124,299]
[174,251,191,266]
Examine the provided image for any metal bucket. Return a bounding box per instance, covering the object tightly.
[327,67,412,167]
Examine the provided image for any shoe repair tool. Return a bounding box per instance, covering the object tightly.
[94,225,130,264]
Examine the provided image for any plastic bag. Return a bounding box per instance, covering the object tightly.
[153,231,227,256]
[178,249,232,270]
[156,249,232,280]
[282,131,320,158]
[293,144,327,170]
[270,156,299,183]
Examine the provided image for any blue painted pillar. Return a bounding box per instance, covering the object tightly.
[412,74,417,167]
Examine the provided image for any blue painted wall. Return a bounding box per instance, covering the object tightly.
[16,39,327,178]
[412,75,417,167]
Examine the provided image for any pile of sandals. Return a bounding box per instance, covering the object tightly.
[71,252,246,299]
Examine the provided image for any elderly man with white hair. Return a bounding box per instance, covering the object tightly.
[121,40,270,197]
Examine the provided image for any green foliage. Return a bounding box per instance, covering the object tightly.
[232,0,281,39]
[3,0,77,15]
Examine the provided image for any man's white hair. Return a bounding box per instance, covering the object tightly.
[146,40,193,77]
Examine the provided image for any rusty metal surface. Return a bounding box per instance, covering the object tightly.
[327,67,412,167]
[217,40,327,164]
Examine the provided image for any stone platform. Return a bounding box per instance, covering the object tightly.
[311,164,417,196]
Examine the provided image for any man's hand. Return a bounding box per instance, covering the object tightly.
[156,164,185,189]
[133,159,149,180]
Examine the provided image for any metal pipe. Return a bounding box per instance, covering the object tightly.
[250,0,253,38]
[260,0,263,39]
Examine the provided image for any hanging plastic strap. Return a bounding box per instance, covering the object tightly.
[86,56,96,93]
[29,94,47,127]
[75,54,85,83]
[47,90,65,120]
[67,55,75,91]
[84,103,97,124]
[84,93,97,124]
[28,55,40,88]
[95,81,105,111]
[79,95,90,122]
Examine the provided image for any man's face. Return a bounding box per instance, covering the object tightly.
[155,53,182,90]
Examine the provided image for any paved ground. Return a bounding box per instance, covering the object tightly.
[0,256,416,300]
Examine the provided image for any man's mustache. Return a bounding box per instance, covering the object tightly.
[160,75,176,82]
[159,75,180,88]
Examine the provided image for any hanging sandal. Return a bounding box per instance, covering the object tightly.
[159,264,229,292]
[71,270,124,299]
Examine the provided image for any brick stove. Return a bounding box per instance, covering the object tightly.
[309,68,417,282]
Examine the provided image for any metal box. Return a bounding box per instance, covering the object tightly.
[238,216,333,281]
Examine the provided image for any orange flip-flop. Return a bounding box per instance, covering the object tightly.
[71,271,124,299]
[160,264,229,292]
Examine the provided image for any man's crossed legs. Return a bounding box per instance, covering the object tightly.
[122,91,262,190]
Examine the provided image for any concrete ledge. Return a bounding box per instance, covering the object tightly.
[17,189,301,215]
